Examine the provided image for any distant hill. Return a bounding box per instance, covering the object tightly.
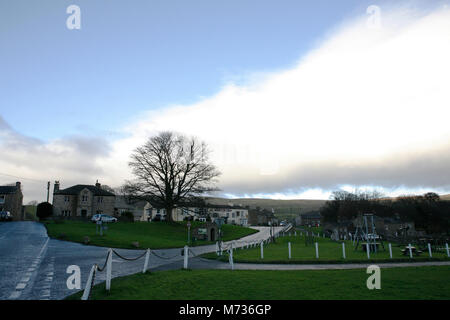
[440,194,450,200]
[204,197,327,215]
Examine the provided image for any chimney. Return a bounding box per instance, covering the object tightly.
[15,181,21,190]
[54,181,60,193]
[95,180,101,189]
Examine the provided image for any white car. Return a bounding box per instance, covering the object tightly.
[91,214,117,223]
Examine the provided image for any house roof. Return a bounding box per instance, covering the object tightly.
[54,184,115,197]
[0,185,19,195]
[301,213,322,219]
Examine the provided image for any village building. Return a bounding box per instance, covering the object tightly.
[52,181,115,218]
[140,202,249,226]
[248,208,276,226]
[0,182,23,221]
[295,212,322,227]
[114,196,148,221]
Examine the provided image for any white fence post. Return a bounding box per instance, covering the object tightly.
[143,248,150,273]
[408,244,413,258]
[295,231,297,237]
[366,243,370,259]
[106,249,112,291]
[184,245,189,269]
[428,243,432,258]
[81,265,97,300]
[260,241,264,259]
[342,242,346,259]
[389,243,392,259]
[288,242,291,259]
[315,242,319,259]
[216,242,219,255]
[446,243,450,257]
[229,248,234,270]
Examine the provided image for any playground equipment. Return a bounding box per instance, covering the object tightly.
[354,214,385,252]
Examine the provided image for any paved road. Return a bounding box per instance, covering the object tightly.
[0,221,282,300]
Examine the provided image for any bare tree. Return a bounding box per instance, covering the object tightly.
[123,132,221,222]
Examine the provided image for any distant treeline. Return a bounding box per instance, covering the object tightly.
[320,191,450,234]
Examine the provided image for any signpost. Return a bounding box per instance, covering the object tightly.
[187,222,191,245]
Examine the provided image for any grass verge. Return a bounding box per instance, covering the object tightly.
[202,234,450,264]
[44,220,258,249]
[66,266,450,300]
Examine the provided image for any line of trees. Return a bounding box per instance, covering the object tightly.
[320,190,450,234]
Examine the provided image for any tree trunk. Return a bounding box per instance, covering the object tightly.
[165,206,173,222]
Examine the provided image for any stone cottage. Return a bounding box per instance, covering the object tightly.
[52,181,115,218]
[0,181,23,220]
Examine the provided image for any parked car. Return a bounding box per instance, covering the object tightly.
[0,211,12,221]
[91,214,117,223]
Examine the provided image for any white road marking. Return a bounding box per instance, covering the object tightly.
[8,291,21,299]
[8,236,50,300]
[16,283,26,290]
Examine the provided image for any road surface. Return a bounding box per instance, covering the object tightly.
[0,221,282,300]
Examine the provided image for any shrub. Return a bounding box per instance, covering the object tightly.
[37,202,53,220]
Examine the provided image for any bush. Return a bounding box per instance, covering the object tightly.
[37,202,53,220]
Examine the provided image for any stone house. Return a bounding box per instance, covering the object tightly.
[295,212,322,227]
[248,208,275,226]
[114,196,148,221]
[140,202,249,226]
[0,182,23,220]
[52,181,115,218]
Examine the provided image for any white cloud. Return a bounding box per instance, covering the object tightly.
[101,4,450,197]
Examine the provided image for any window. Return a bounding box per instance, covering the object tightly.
[0,195,5,204]
[82,195,88,202]
[232,212,236,218]
[97,197,103,203]
[64,196,70,202]
[236,211,240,217]
[62,210,71,217]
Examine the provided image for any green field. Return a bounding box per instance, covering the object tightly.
[204,233,450,263]
[45,220,258,249]
[66,266,450,300]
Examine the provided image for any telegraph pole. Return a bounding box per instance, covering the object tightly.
[46,181,50,203]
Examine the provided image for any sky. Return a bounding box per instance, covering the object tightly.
[1,0,450,203]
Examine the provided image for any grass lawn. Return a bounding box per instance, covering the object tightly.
[203,233,450,263]
[66,266,450,300]
[45,220,258,249]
